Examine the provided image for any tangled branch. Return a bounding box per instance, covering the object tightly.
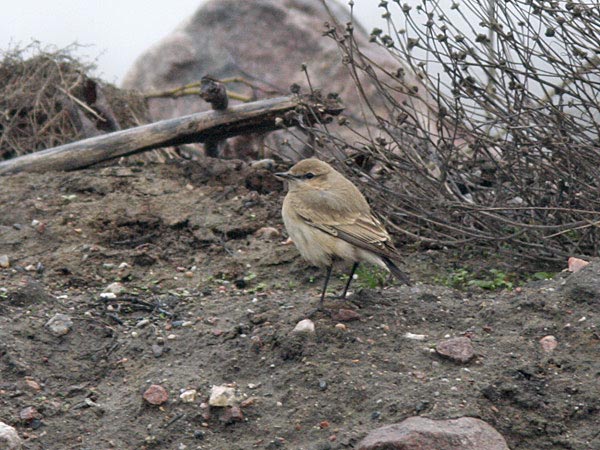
[307,0,600,264]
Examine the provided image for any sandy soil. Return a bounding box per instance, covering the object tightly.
[0,159,598,449]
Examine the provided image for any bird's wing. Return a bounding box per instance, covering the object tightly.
[291,198,400,260]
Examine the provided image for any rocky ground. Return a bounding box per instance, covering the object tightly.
[0,159,598,449]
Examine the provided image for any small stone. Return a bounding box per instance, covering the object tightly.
[255,227,280,240]
[152,344,164,358]
[208,385,238,407]
[241,397,256,408]
[24,264,36,272]
[540,335,558,353]
[334,323,347,331]
[194,430,205,440]
[358,416,510,450]
[0,421,22,449]
[404,332,427,340]
[180,389,197,403]
[250,335,263,352]
[568,257,589,273]
[0,255,9,268]
[331,308,360,322]
[19,406,41,422]
[100,292,117,300]
[24,379,41,391]
[105,282,125,295]
[45,314,73,336]
[143,385,169,405]
[136,319,150,328]
[221,406,244,424]
[292,319,315,333]
[436,337,475,364]
[318,379,328,391]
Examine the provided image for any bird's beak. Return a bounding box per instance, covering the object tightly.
[274,171,292,180]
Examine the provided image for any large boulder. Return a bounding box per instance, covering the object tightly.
[123,0,430,161]
[358,416,509,450]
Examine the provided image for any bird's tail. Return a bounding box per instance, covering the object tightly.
[382,257,411,285]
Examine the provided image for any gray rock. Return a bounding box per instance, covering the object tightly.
[45,313,73,336]
[0,421,22,449]
[122,0,431,161]
[563,259,600,305]
[436,337,475,364]
[358,416,509,450]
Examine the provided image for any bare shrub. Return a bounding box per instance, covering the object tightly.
[304,0,600,264]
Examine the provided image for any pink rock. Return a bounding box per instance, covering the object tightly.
[331,309,361,322]
[358,417,510,450]
[19,406,41,421]
[540,335,558,353]
[24,379,41,391]
[568,257,589,273]
[221,406,244,424]
[143,384,169,405]
[436,337,475,364]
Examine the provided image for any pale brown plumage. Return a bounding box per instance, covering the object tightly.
[275,158,409,310]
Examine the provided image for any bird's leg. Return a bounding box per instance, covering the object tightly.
[340,262,359,299]
[318,265,333,310]
[305,265,333,319]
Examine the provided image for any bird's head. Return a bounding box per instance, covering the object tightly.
[275,158,335,191]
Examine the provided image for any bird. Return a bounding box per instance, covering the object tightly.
[275,158,410,311]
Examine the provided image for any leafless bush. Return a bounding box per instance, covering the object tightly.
[307,0,600,264]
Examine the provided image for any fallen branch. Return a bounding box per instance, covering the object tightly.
[0,94,343,175]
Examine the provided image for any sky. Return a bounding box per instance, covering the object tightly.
[0,0,384,85]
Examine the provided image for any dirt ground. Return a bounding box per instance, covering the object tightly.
[0,159,598,450]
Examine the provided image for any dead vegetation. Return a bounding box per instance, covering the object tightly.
[0,43,148,161]
[303,0,600,265]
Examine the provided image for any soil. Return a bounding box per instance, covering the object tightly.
[0,158,598,450]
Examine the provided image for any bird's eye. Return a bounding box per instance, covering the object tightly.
[304,173,315,179]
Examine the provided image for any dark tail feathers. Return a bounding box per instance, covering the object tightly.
[383,257,411,286]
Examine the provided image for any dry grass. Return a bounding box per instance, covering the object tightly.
[0,43,149,161]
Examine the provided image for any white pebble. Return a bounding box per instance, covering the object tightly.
[404,332,427,340]
[208,385,238,407]
[293,319,315,334]
[180,389,197,403]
